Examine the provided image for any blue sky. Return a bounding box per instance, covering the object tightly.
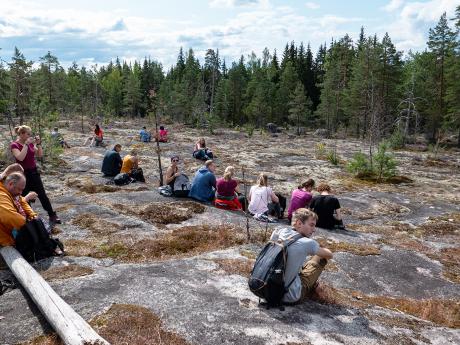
[0,0,458,69]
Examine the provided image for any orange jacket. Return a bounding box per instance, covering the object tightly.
[0,182,37,246]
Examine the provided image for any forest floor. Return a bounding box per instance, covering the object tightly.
[0,119,459,345]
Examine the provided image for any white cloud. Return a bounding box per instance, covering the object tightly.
[382,0,405,12]
[209,0,266,8]
[380,0,459,53]
[305,2,320,10]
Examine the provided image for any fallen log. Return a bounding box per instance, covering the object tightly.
[0,246,109,345]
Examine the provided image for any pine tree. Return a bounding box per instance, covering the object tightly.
[0,49,10,114]
[38,51,60,111]
[427,12,457,140]
[8,47,33,124]
[289,82,312,135]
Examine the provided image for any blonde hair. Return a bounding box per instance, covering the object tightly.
[292,208,318,225]
[256,173,268,187]
[130,149,138,156]
[223,166,235,181]
[205,159,214,168]
[15,125,32,136]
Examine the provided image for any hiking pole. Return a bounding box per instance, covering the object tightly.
[242,167,250,241]
[150,89,163,186]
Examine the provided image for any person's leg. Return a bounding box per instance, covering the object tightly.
[334,218,346,230]
[25,170,56,218]
[237,195,246,211]
[206,150,214,159]
[268,202,282,218]
[299,255,327,302]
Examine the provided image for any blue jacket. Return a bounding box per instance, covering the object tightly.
[189,167,216,202]
[139,129,151,142]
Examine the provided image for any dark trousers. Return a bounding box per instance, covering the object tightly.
[268,193,286,219]
[23,168,55,217]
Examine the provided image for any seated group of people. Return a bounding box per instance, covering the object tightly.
[101,144,145,182]
[164,154,344,231]
[139,126,168,143]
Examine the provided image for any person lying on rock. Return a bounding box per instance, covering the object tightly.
[273,208,333,305]
[0,172,63,255]
[189,160,216,202]
[215,166,245,211]
[288,179,315,222]
[309,183,345,230]
[193,137,214,161]
[120,149,145,182]
[139,126,152,142]
[101,144,123,177]
[248,173,282,221]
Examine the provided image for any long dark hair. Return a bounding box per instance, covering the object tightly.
[94,124,101,135]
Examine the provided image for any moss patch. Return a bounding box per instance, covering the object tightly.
[65,225,246,262]
[67,177,118,194]
[213,258,254,277]
[427,247,460,284]
[313,284,460,328]
[115,201,206,225]
[21,304,190,345]
[40,264,94,281]
[71,214,121,235]
[316,238,380,256]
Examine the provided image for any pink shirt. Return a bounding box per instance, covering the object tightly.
[159,129,168,138]
[10,142,36,170]
[288,189,313,219]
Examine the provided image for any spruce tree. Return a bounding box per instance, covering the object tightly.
[289,82,311,135]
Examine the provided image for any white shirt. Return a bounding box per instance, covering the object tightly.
[248,185,273,216]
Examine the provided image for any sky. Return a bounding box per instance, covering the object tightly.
[0,0,458,69]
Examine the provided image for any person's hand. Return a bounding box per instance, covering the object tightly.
[24,192,38,202]
[25,137,35,145]
[35,136,41,145]
[175,172,180,177]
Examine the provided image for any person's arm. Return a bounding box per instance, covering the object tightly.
[317,247,333,260]
[248,187,252,203]
[164,167,177,184]
[35,138,43,158]
[270,189,279,203]
[11,141,32,162]
[19,196,38,219]
[24,192,38,203]
[334,208,342,220]
[132,156,139,169]
[0,194,28,230]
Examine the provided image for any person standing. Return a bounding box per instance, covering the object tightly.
[10,125,61,224]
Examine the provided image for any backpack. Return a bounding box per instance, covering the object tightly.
[114,173,132,186]
[173,173,191,197]
[130,168,145,182]
[15,218,64,262]
[248,231,303,308]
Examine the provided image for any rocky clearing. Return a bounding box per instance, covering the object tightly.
[0,119,459,345]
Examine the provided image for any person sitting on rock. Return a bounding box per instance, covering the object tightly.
[0,172,38,247]
[120,149,145,182]
[89,124,104,147]
[272,208,332,304]
[288,179,315,222]
[193,137,214,161]
[50,127,70,148]
[101,144,123,177]
[189,160,216,202]
[0,172,63,256]
[164,155,181,190]
[0,164,38,203]
[215,166,244,211]
[248,173,282,221]
[139,126,151,142]
[309,183,345,230]
[155,125,168,143]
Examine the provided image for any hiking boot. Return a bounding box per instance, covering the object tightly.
[49,214,62,224]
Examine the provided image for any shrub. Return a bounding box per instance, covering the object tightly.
[315,142,326,159]
[373,142,397,180]
[326,149,340,165]
[347,152,373,177]
[388,130,405,149]
[245,124,255,137]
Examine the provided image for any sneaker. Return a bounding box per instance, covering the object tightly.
[49,214,62,224]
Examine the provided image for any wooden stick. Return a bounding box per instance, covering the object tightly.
[0,246,109,345]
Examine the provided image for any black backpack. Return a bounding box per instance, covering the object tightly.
[15,218,64,262]
[114,173,132,186]
[173,173,191,197]
[248,231,303,308]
